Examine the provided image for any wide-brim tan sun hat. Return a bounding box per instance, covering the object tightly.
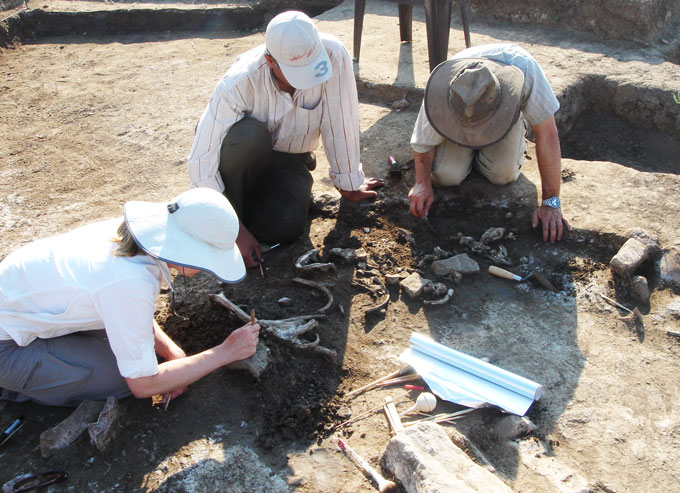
[424,58,524,148]
[124,188,246,283]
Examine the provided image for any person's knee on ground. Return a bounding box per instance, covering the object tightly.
[431,140,474,187]
[0,334,131,407]
[475,117,526,185]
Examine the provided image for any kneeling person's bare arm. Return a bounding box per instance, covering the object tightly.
[125,322,259,399]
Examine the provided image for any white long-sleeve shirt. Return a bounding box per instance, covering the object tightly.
[0,219,171,379]
[188,33,365,192]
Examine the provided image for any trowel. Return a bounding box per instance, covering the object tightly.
[488,265,557,292]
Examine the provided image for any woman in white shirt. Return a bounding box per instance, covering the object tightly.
[0,188,259,407]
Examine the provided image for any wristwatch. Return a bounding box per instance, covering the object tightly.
[542,196,561,208]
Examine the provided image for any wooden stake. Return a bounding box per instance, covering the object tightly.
[383,396,403,434]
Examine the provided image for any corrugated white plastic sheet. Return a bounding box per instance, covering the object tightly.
[401,333,543,416]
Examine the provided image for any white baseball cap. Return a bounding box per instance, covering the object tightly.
[265,11,332,90]
[124,188,246,283]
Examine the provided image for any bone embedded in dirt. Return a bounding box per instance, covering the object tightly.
[401,272,431,299]
[40,399,105,457]
[383,421,512,492]
[328,247,357,263]
[610,238,653,276]
[431,253,480,277]
[87,396,120,452]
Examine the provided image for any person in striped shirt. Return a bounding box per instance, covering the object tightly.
[409,43,572,244]
[188,11,383,268]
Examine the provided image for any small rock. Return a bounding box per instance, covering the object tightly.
[626,228,660,253]
[480,227,505,244]
[630,275,650,304]
[431,253,480,276]
[447,271,463,285]
[495,415,538,441]
[660,247,680,292]
[355,248,368,262]
[337,405,352,419]
[226,341,270,379]
[397,228,415,247]
[391,95,410,110]
[401,272,430,299]
[432,246,451,260]
[417,254,434,269]
[610,238,652,276]
[667,299,680,318]
[278,297,293,307]
[363,227,370,233]
[456,232,474,247]
[385,273,402,286]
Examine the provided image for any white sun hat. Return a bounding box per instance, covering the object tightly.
[124,188,246,283]
[265,10,332,90]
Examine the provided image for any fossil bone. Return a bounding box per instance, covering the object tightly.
[424,288,454,306]
[295,248,336,273]
[209,292,336,361]
[365,276,390,315]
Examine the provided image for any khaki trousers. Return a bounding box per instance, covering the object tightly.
[432,117,526,187]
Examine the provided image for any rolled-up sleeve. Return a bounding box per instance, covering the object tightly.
[410,101,445,153]
[187,84,245,193]
[92,279,159,379]
[320,38,365,191]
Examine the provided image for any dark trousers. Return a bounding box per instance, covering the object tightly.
[218,118,314,244]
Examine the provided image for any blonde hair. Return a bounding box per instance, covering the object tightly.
[112,221,143,257]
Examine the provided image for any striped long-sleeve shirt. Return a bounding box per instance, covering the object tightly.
[188,33,365,192]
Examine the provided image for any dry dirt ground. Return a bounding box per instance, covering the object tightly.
[1,0,680,491]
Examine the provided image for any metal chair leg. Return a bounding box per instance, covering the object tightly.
[353,0,367,61]
[398,3,413,42]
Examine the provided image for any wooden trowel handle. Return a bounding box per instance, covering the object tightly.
[489,265,521,281]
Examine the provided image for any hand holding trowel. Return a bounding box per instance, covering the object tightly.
[488,265,557,292]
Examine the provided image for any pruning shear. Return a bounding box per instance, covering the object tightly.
[2,471,67,492]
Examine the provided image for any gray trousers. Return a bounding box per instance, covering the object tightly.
[219,118,314,245]
[0,331,131,407]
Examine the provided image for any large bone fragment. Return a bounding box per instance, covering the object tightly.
[209,293,336,361]
[295,248,336,273]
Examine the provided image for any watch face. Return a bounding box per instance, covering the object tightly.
[544,196,560,208]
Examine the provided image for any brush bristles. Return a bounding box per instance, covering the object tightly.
[379,481,400,493]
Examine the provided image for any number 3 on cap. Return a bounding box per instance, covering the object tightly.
[314,60,328,78]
